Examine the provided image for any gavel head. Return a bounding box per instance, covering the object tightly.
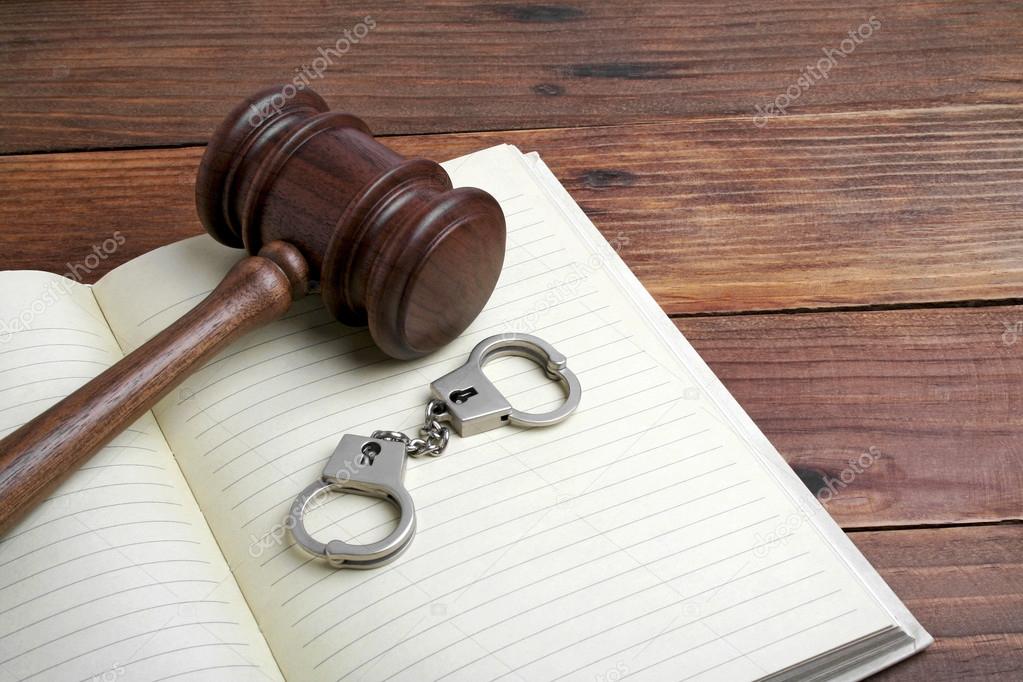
[195,85,506,359]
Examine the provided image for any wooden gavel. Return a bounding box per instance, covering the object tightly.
[0,86,506,534]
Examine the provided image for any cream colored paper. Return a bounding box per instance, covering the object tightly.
[80,145,909,681]
[0,273,282,681]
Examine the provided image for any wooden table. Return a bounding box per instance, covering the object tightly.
[0,1,1020,679]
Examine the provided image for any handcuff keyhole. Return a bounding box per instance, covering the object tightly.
[358,441,381,466]
[449,387,478,404]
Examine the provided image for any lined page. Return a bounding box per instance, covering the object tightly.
[0,273,282,682]
[94,145,897,681]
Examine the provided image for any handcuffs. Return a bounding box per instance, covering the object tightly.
[287,333,582,569]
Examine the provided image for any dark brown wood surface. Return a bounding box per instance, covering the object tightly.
[677,305,1023,528]
[1,1,1022,153]
[0,1,1020,679]
[853,525,1023,681]
[3,106,1022,314]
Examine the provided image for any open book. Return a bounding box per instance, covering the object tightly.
[0,145,930,681]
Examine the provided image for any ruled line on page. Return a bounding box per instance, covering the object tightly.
[0,327,101,339]
[282,473,750,615]
[69,642,252,682]
[311,497,772,669]
[498,262,573,288]
[208,317,633,529]
[0,357,110,378]
[300,476,758,647]
[408,566,831,682]
[545,588,846,682]
[0,500,184,545]
[159,204,683,617]
[302,462,745,620]
[181,253,593,409]
[185,332,376,403]
[506,219,543,235]
[321,417,707,551]
[0,559,216,623]
[0,393,75,414]
[201,318,338,373]
[636,609,859,682]
[500,247,566,270]
[0,539,202,592]
[272,443,732,597]
[136,289,211,327]
[365,495,778,680]
[43,480,171,501]
[0,375,96,397]
[502,206,534,220]
[79,462,166,472]
[0,272,285,681]
[235,362,670,533]
[1,578,218,640]
[96,146,900,681]
[269,428,719,586]
[173,290,593,417]
[222,342,645,502]
[0,520,190,570]
[188,299,608,435]
[0,599,229,664]
[202,354,567,465]
[16,620,242,681]
[0,341,111,358]
[229,357,644,515]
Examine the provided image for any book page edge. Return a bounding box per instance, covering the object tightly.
[511,146,933,666]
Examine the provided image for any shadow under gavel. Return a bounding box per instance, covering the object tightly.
[0,86,506,534]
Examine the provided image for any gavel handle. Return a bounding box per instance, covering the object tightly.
[0,241,309,535]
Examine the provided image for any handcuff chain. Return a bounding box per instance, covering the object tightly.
[372,399,450,458]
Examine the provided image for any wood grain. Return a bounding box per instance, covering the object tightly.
[0,244,306,534]
[852,525,1023,681]
[195,84,507,358]
[2,106,1021,314]
[1,0,1021,153]
[677,305,1023,528]
[1,2,1020,678]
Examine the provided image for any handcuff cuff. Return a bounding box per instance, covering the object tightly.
[287,333,582,569]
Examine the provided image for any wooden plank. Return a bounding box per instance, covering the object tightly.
[2,138,1020,529]
[392,107,1023,314]
[1,0,1021,152]
[676,305,1023,528]
[851,525,1023,680]
[1,107,1020,313]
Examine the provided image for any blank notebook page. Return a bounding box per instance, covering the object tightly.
[0,273,282,682]
[94,144,901,681]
